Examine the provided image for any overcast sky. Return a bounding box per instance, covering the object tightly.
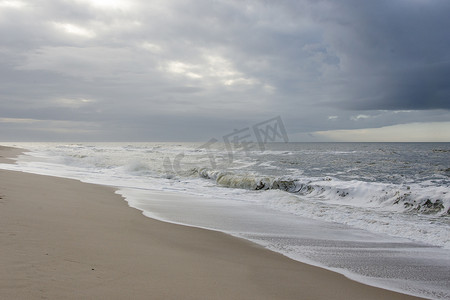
[1,0,449,142]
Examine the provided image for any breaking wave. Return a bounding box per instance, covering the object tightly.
[193,168,450,216]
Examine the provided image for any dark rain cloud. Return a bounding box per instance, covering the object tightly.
[319,0,450,110]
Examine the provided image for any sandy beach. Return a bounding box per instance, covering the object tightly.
[0,146,424,299]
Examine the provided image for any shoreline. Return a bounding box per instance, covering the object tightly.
[0,145,27,164]
[0,146,424,299]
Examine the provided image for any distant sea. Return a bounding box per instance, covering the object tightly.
[1,142,449,299]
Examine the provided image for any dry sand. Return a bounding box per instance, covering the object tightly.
[0,146,424,299]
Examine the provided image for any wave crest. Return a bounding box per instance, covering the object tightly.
[192,168,450,216]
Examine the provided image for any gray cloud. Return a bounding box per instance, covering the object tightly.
[319,0,450,110]
[0,0,449,141]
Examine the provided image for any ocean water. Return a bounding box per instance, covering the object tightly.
[1,142,449,299]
